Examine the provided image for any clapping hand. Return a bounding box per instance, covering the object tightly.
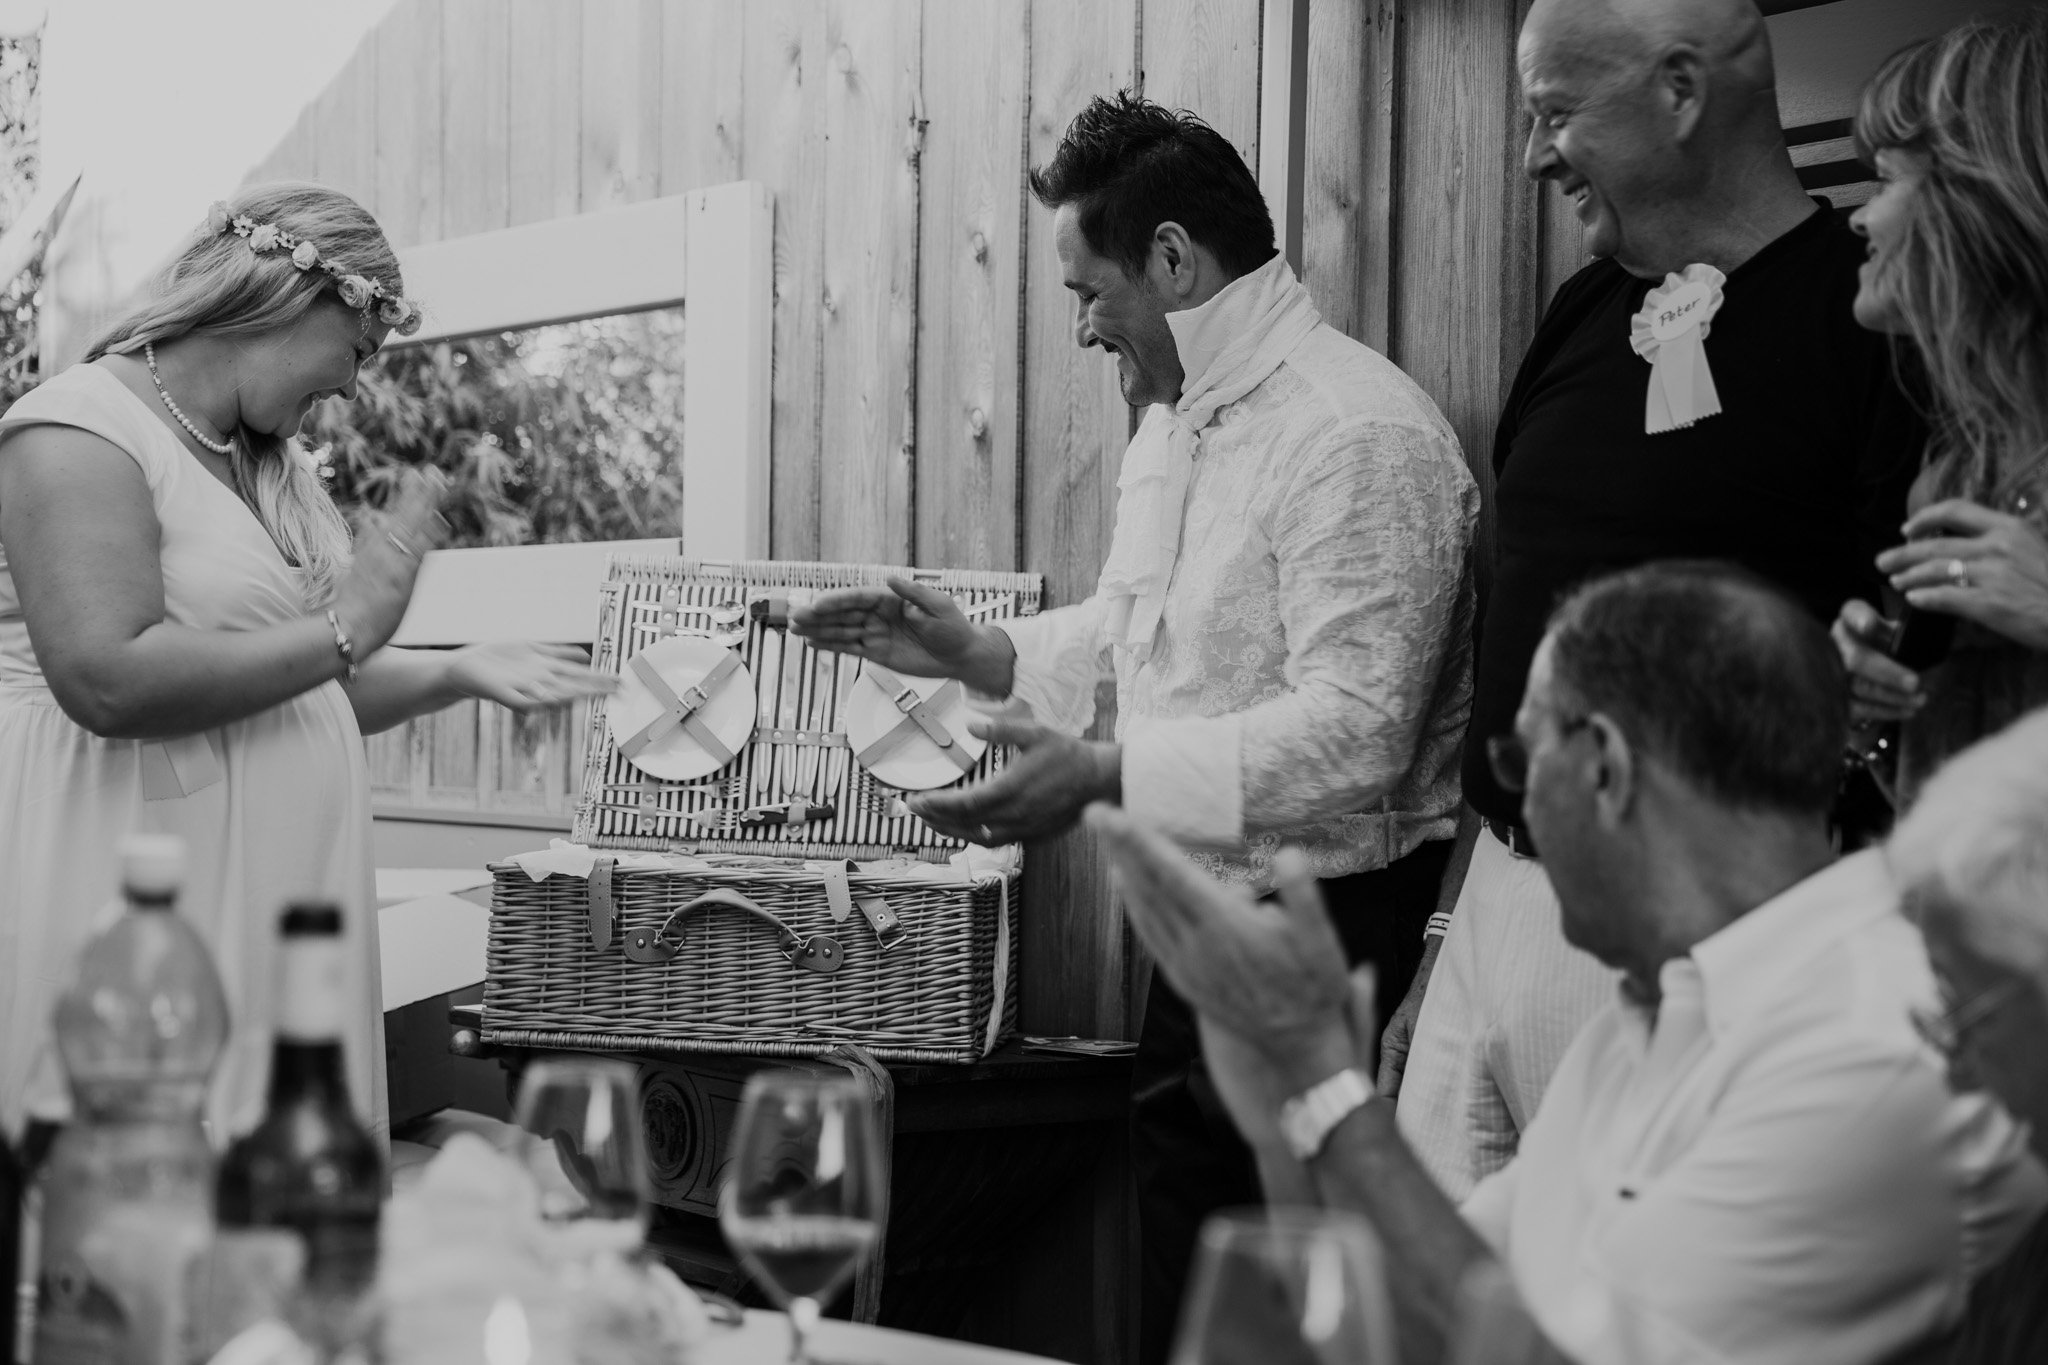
[1878,499,2048,651]
[1089,803,1370,1156]
[447,642,616,712]
[1087,804,1360,1095]
[789,576,1014,695]
[332,467,451,656]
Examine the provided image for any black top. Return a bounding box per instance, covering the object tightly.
[1953,1209,2048,1365]
[1463,201,1927,825]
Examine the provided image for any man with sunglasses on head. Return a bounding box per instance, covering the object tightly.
[1090,561,2044,1365]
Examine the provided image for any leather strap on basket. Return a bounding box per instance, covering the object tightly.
[619,649,743,763]
[621,888,844,975]
[856,664,977,775]
[821,860,908,952]
[589,856,616,951]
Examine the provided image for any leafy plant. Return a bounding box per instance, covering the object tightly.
[0,29,42,412]
[304,308,688,547]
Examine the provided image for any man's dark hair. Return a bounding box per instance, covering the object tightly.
[1029,91,1275,281]
[1545,561,1848,816]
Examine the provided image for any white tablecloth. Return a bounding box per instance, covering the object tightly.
[697,1311,1069,1364]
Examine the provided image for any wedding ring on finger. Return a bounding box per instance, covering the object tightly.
[1947,557,1971,588]
[977,823,996,844]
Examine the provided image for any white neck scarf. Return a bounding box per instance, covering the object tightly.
[1096,251,1323,660]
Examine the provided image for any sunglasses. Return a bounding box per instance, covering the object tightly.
[1486,716,1591,794]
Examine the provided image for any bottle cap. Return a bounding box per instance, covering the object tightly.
[119,833,186,900]
[281,902,343,937]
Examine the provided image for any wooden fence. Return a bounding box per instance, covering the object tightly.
[251,0,1883,1040]
[241,0,1585,1041]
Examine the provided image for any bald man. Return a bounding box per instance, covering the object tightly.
[1385,0,1927,1197]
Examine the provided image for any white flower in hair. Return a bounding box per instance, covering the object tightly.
[200,195,424,333]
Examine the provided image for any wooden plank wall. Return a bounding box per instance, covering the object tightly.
[246,0,1570,1046]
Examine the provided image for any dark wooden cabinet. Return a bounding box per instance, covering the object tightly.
[451,1008,1136,1364]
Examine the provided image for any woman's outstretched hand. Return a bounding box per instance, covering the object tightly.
[448,642,616,711]
[331,468,450,655]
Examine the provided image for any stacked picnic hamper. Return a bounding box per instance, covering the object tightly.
[481,555,1041,1064]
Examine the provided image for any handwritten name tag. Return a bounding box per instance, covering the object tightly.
[1629,264,1726,434]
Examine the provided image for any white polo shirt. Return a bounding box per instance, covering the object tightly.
[1462,849,2048,1365]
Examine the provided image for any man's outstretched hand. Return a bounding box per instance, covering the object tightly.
[911,721,1121,845]
[788,575,1015,695]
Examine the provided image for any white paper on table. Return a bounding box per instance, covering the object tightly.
[698,1310,1066,1364]
[375,866,496,906]
[378,892,489,1010]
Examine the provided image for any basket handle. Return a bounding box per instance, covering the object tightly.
[622,888,845,975]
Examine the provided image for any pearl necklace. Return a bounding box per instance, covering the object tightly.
[143,342,235,455]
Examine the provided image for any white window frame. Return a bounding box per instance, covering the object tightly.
[387,181,772,648]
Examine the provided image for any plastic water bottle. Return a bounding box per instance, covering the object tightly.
[31,835,228,1365]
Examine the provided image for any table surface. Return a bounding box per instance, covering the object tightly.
[697,1310,1070,1364]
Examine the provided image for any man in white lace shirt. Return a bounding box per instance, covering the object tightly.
[793,92,1478,1360]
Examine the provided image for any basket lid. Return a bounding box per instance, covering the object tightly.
[573,556,1043,859]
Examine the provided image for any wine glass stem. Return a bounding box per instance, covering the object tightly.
[788,1295,822,1363]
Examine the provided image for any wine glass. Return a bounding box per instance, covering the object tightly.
[509,1057,651,1254]
[1171,1207,1396,1365]
[719,1071,886,1363]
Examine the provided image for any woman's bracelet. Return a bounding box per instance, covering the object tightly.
[324,608,359,685]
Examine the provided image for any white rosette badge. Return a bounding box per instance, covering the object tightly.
[1629,263,1727,434]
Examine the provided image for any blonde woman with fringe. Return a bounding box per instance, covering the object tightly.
[1833,11,2048,808]
[0,183,609,1144]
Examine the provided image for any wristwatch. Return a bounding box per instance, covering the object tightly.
[1278,1066,1377,1163]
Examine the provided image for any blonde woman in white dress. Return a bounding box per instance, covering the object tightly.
[0,183,607,1143]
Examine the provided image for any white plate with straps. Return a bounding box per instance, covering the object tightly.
[843,662,989,792]
[604,635,758,782]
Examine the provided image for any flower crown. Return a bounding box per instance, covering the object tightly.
[201,201,422,336]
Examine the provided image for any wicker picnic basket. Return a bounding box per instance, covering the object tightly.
[481,555,1040,1064]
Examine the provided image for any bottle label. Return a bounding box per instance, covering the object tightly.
[35,1121,215,1365]
[302,1210,380,1293]
[32,1257,128,1365]
[185,1227,306,1363]
[277,938,347,1043]
[34,1207,209,1365]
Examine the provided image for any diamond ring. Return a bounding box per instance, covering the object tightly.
[1948,557,1970,588]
